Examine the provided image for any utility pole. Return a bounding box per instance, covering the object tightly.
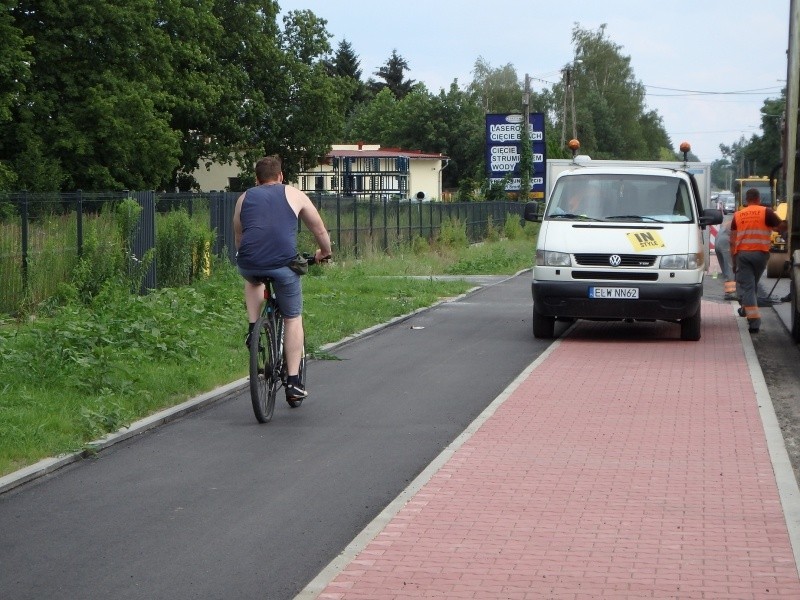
[520,73,532,199]
[560,66,569,148]
[523,73,530,124]
[570,72,577,141]
[560,65,575,148]
[560,61,580,149]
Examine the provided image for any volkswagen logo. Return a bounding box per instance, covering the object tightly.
[609,254,622,267]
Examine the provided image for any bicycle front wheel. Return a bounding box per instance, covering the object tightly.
[249,316,280,423]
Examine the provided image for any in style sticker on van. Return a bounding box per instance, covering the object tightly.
[626,230,665,251]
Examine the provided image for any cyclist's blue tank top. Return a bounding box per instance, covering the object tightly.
[236,184,297,271]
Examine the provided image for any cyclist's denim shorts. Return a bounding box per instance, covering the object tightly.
[239,266,303,318]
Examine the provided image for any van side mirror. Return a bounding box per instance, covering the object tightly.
[523,201,541,222]
[699,208,723,227]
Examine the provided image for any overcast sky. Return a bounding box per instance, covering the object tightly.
[278,0,790,164]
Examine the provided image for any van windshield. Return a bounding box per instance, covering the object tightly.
[546,174,694,223]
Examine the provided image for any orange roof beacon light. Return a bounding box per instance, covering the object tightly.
[679,141,691,163]
[568,138,581,159]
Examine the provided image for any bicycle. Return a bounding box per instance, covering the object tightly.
[248,253,327,423]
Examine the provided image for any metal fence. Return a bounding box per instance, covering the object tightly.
[0,191,524,314]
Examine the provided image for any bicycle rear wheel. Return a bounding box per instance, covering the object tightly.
[249,316,280,423]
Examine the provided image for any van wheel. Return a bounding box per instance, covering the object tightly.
[533,305,555,339]
[680,306,701,341]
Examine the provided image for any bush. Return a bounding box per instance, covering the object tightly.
[503,213,524,240]
[485,215,501,242]
[523,220,539,240]
[157,210,193,287]
[457,178,476,202]
[411,235,430,255]
[71,228,124,303]
[156,209,214,288]
[438,218,468,249]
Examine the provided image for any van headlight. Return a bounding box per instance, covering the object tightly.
[536,250,572,266]
[659,253,702,269]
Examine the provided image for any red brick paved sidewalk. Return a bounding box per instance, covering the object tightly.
[309,300,800,599]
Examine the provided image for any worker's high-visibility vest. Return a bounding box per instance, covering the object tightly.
[733,205,772,253]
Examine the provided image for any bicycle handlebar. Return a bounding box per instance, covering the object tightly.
[302,252,332,266]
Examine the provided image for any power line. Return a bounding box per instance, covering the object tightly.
[645,84,783,94]
[644,84,783,98]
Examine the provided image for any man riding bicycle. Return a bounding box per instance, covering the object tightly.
[233,155,332,401]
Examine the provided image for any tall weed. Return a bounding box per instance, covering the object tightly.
[438,218,468,249]
[157,210,193,287]
[503,213,524,240]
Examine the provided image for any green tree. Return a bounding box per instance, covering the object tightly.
[328,39,369,107]
[0,0,31,190]
[639,110,676,160]
[747,96,783,174]
[0,1,30,126]
[223,7,345,182]
[344,88,398,143]
[389,88,440,148]
[157,0,257,191]
[432,83,485,189]
[718,93,783,182]
[719,93,783,181]
[711,158,735,190]
[468,58,523,114]
[555,24,670,160]
[344,81,486,192]
[368,49,416,100]
[720,136,750,177]
[6,0,181,191]
[281,9,332,65]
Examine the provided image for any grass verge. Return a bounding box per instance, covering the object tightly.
[0,235,535,477]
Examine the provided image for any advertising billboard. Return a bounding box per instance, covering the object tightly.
[485,113,546,198]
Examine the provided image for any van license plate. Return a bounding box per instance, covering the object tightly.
[589,287,639,299]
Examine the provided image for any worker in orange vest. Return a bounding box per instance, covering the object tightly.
[714,219,737,300]
[730,188,787,333]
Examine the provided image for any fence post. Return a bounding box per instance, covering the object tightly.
[407,200,412,242]
[335,194,341,251]
[132,190,157,293]
[210,191,222,257]
[352,195,358,256]
[383,197,388,251]
[76,189,83,258]
[368,195,374,242]
[20,191,29,292]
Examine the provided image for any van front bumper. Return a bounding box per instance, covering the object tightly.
[532,280,702,321]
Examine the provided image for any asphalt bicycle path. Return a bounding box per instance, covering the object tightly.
[0,271,560,600]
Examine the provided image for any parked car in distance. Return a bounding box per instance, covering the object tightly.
[719,192,736,213]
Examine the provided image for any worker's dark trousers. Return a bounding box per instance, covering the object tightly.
[735,250,769,330]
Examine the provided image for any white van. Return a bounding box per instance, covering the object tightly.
[523,160,723,341]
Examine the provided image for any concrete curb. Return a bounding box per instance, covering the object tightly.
[0,379,248,495]
[736,302,800,570]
